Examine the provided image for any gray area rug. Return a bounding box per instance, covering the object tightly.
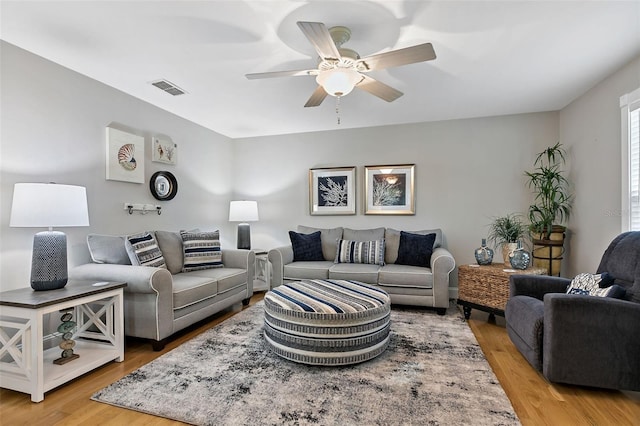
[92,302,519,425]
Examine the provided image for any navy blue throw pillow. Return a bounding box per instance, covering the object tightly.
[396,231,436,267]
[289,231,324,261]
[605,284,627,300]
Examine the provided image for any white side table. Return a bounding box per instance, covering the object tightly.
[253,251,271,291]
[0,280,126,402]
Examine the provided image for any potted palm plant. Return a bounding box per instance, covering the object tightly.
[487,213,528,266]
[525,142,572,275]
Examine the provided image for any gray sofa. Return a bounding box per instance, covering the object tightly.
[505,231,640,391]
[70,231,254,350]
[268,226,455,314]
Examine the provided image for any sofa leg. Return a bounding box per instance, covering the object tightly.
[436,308,446,316]
[242,297,251,306]
[151,339,167,351]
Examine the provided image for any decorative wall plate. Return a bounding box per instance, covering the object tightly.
[150,171,178,201]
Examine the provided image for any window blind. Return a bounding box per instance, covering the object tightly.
[621,87,640,232]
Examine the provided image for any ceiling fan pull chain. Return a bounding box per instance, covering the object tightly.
[336,95,341,125]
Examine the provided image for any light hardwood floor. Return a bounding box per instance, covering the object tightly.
[1,293,639,425]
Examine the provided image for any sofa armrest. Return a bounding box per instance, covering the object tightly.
[70,263,174,341]
[509,275,570,300]
[431,247,455,307]
[543,294,640,390]
[70,263,172,295]
[268,245,294,288]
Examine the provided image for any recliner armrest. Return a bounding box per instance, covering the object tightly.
[509,275,570,300]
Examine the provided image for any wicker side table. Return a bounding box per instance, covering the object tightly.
[457,263,547,320]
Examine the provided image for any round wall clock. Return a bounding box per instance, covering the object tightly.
[150,171,178,201]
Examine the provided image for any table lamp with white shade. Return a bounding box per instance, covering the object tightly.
[10,183,90,291]
[229,200,258,250]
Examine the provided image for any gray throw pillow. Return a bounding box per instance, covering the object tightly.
[155,230,184,274]
[87,234,131,265]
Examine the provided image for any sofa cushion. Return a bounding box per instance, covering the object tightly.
[297,226,343,261]
[189,267,247,294]
[289,230,324,261]
[87,234,131,265]
[171,273,218,310]
[335,239,385,266]
[125,231,167,269]
[328,263,380,284]
[385,228,442,264]
[566,272,626,299]
[343,227,385,242]
[284,261,333,281]
[155,230,184,274]
[395,232,436,267]
[378,264,434,289]
[181,230,223,272]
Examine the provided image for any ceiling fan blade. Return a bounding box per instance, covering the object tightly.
[357,43,436,71]
[304,85,328,107]
[356,75,403,102]
[245,69,317,80]
[297,21,341,61]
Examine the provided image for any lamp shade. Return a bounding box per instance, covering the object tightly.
[229,200,259,222]
[316,68,361,97]
[10,183,89,291]
[10,183,89,228]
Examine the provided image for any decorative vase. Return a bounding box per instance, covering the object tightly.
[502,242,518,267]
[509,240,531,270]
[474,238,494,265]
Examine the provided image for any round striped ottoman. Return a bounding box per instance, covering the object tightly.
[263,279,391,365]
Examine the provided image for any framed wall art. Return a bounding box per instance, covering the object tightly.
[309,166,356,215]
[152,136,177,165]
[365,164,415,215]
[106,126,145,184]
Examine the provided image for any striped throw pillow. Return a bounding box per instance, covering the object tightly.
[125,232,167,269]
[181,230,223,272]
[335,239,385,266]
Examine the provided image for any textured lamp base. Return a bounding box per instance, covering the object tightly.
[31,231,68,291]
[237,223,251,250]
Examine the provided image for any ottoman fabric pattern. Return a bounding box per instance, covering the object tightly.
[264,279,391,365]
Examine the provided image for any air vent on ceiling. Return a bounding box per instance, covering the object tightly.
[151,79,186,96]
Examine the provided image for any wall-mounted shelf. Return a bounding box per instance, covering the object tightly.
[124,203,162,215]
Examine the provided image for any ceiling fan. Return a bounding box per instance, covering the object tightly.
[246,21,436,108]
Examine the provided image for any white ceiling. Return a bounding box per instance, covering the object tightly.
[1,1,639,139]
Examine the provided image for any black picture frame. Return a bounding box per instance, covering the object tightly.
[149,171,178,201]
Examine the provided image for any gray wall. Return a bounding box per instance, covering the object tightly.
[560,55,640,276]
[1,42,235,291]
[233,112,560,288]
[2,39,638,294]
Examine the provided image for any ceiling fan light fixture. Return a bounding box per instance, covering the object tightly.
[316,68,361,97]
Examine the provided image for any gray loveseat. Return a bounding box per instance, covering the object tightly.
[268,226,455,314]
[70,231,254,350]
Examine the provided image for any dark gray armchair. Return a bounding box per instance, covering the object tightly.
[505,231,640,391]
